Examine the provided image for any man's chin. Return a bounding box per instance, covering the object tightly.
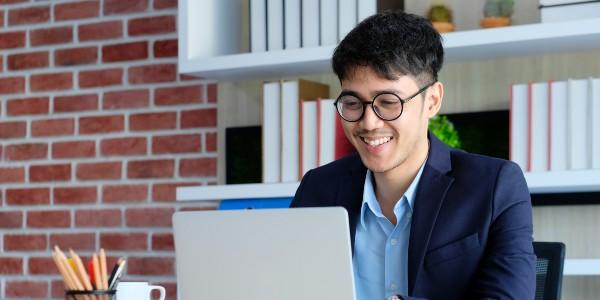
[360,157,392,174]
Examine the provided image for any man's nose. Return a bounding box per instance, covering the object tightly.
[359,105,384,131]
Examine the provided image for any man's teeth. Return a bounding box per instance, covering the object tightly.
[362,137,391,146]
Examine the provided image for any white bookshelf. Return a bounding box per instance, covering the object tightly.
[178,1,600,80]
[564,259,600,276]
[525,170,600,194]
[176,170,600,201]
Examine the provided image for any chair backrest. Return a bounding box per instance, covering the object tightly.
[533,241,566,300]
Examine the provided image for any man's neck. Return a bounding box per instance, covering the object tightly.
[373,137,429,216]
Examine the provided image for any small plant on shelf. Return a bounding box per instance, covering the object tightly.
[427,4,455,33]
[429,115,461,148]
[481,0,514,28]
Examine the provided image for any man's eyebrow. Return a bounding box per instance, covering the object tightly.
[340,89,406,98]
[373,89,406,96]
[339,90,362,98]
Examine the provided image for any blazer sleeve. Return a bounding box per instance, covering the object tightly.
[290,169,313,208]
[468,161,536,299]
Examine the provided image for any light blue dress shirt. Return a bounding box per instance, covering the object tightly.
[353,163,425,300]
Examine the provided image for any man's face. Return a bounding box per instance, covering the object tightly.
[339,66,439,174]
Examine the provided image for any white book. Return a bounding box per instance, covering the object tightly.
[302,101,318,175]
[510,84,529,172]
[284,0,301,49]
[281,81,300,182]
[301,0,320,47]
[250,0,267,52]
[590,78,600,169]
[530,82,549,172]
[320,0,338,46]
[567,79,590,170]
[550,81,568,171]
[263,82,281,182]
[338,0,357,41]
[267,0,284,51]
[319,99,337,166]
[357,0,376,22]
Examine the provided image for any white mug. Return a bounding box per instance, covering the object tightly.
[116,282,166,300]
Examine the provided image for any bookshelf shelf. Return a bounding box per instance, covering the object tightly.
[176,169,600,201]
[525,170,600,194]
[564,259,600,276]
[179,8,600,80]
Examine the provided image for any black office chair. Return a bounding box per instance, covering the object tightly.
[533,241,566,300]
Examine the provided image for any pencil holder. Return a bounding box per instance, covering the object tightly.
[65,289,116,300]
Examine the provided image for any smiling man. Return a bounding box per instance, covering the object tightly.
[290,11,536,300]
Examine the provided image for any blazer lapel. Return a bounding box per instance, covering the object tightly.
[408,133,455,294]
[335,154,366,252]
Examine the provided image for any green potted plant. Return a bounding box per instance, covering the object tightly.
[429,115,461,148]
[427,4,455,33]
[481,0,514,28]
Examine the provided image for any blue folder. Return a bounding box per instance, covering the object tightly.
[218,197,293,210]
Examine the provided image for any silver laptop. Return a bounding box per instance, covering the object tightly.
[172,207,357,300]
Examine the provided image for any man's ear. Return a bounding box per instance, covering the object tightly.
[425,81,443,119]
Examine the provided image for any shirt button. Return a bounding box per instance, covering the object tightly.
[407,211,412,218]
[390,283,398,290]
[390,239,398,246]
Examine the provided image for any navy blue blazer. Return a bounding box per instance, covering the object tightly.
[291,133,536,299]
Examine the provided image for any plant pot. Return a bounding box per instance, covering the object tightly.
[480,17,511,28]
[432,21,455,33]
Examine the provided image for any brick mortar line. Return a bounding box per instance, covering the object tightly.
[0,83,217,101]
[3,196,215,208]
[0,32,179,58]
[4,8,178,30]
[0,81,217,101]
[2,57,178,75]
[1,146,217,163]
[0,250,177,258]
[1,105,217,122]
[0,230,177,238]
[0,82,216,102]
[0,178,216,188]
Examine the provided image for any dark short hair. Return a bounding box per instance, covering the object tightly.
[332,11,444,85]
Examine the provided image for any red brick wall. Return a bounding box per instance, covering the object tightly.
[0,1,217,299]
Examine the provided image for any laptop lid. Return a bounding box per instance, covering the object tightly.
[172,207,356,300]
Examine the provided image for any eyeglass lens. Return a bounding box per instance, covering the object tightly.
[336,93,403,122]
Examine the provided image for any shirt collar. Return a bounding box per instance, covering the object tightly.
[359,161,426,230]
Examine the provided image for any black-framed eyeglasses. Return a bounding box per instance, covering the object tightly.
[333,81,436,122]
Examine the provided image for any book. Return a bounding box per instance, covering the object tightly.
[281,80,329,181]
[262,81,281,182]
[284,0,301,49]
[590,78,600,169]
[549,81,568,171]
[567,79,590,170]
[301,100,318,176]
[334,112,355,159]
[301,0,320,47]
[320,0,338,46]
[218,197,293,210]
[319,98,355,166]
[338,0,357,41]
[530,82,549,172]
[357,0,376,22]
[510,83,529,172]
[267,0,284,51]
[250,0,267,52]
[319,99,336,166]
